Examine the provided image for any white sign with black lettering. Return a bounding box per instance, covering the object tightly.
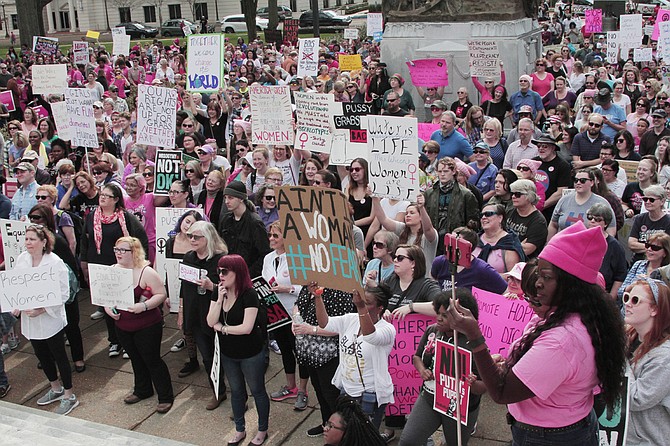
[88,264,135,309]
[0,219,28,270]
[0,264,63,311]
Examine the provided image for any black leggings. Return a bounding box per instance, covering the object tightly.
[64,298,84,363]
[273,323,309,378]
[31,329,73,390]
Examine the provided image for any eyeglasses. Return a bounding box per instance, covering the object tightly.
[217,267,231,276]
[573,177,591,184]
[517,166,531,172]
[35,195,50,200]
[185,169,195,174]
[588,122,602,128]
[622,293,650,306]
[645,242,664,251]
[324,421,345,432]
[480,210,499,218]
[187,233,205,240]
[142,172,153,177]
[642,196,657,203]
[99,193,115,199]
[113,247,132,253]
[586,214,604,223]
[168,190,186,195]
[28,214,44,221]
[483,127,495,132]
[264,195,275,201]
[373,241,386,250]
[600,168,613,172]
[511,192,525,198]
[392,254,413,262]
[350,167,362,173]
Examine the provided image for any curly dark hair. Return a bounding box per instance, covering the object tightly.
[333,396,386,446]
[507,265,626,411]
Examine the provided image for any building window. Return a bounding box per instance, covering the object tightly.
[10,14,17,30]
[336,0,342,6]
[143,6,157,23]
[323,0,329,8]
[119,7,131,23]
[168,4,182,20]
[59,11,70,29]
[194,3,208,20]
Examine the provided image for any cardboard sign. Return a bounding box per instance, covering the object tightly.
[633,47,652,62]
[467,41,500,78]
[364,115,420,201]
[618,160,639,183]
[51,101,71,141]
[187,34,224,93]
[72,41,89,65]
[0,90,16,112]
[112,34,131,57]
[88,264,135,309]
[472,287,534,356]
[0,219,28,270]
[153,150,182,196]
[0,264,64,311]
[65,87,97,148]
[252,276,292,331]
[32,36,59,56]
[32,64,67,95]
[367,12,383,36]
[433,339,472,425]
[249,85,293,145]
[294,91,333,153]
[338,54,362,71]
[276,186,363,294]
[178,263,202,284]
[136,84,177,148]
[418,123,440,142]
[585,9,603,33]
[606,32,619,65]
[385,314,435,416]
[330,102,372,165]
[283,19,299,45]
[297,38,320,77]
[211,333,221,400]
[620,14,643,50]
[598,376,630,446]
[344,28,358,40]
[86,30,100,39]
[653,8,670,40]
[407,59,449,87]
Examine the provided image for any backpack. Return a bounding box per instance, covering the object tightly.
[65,263,80,305]
[57,210,84,254]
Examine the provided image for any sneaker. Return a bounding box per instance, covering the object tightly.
[0,385,11,398]
[171,338,186,352]
[294,390,308,411]
[108,344,121,357]
[8,337,19,350]
[122,352,130,359]
[471,421,478,436]
[269,339,281,355]
[307,425,324,437]
[37,387,64,405]
[90,310,105,320]
[270,385,298,401]
[178,360,200,378]
[55,394,79,415]
[0,344,9,355]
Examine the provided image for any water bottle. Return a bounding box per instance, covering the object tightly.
[293,313,304,340]
[197,269,207,295]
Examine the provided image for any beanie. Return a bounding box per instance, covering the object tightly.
[538,221,606,284]
[454,158,476,179]
[224,180,248,200]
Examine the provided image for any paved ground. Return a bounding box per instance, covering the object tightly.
[1,290,512,445]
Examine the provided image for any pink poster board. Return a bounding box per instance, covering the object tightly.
[0,91,15,112]
[406,59,449,87]
[418,123,439,142]
[653,8,670,40]
[585,9,603,34]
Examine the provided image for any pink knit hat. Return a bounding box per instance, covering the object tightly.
[517,158,542,176]
[454,158,476,179]
[538,221,606,284]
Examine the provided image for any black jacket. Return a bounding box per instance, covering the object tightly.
[218,206,271,278]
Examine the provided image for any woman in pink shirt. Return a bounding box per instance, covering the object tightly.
[447,221,626,445]
[472,61,506,104]
[530,58,554,98]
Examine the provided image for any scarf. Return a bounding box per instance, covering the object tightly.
[93,207,129,254]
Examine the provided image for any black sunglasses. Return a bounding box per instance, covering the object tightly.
[511,192,525,198]
[217,268,231,275]
[392,254,413,262]
[642,196,657,203]
[373,241,386,249]
[645,242,663,251]
[573,177,591,184]
[480,210,499,218]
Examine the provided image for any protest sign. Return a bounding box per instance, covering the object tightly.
[111,26,126,36]
[659,21,670,60]
[585,9,602,33]
[467,41,500,78]
[606,32,619,64]
[0,265,63,311]
[330,101,372,166]
[367,13,383,36]
[386,314,434,416]
[644,24,654,36]
[418,123,440,142]
[86,30,100,39]
[277,186,363,293]
[471,287,533,356]
[249,85,294,145]
[297,38,320,77]
[284,19,299,45]
[187,34,224,93]
[264,29,283,44]
[31,64,67,95]
[406,59,448,87]
[373,31,383,42]
[653,8,670,40]
[211,333,221,400]
[32,36,59,56]
[136,84,177,148]
[294,91,333,153]
[154,150,182,196]
[182,23,193,36]
[2,178,17,199]
[344,28,358,40]
[0,90,16,112]
[252,276,292,331]
[433,339,472,425]
[165,259,181,312]
[73,41,89,65]
[364,115,420,201]
[50,101,71,141]
[597,376,629,446]
[66,87,98,148]
[0,219,28,270]
[618,160,639,183]
[634,47,653,62]
[88,264,134,309]
[34,105,49,119]
[620,14,643,50]
[338,54,362,71]
[112,34,131,56]
[661,65,670,81]
[179,263,201,283]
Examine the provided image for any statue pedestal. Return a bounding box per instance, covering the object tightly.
[380,18,543,123]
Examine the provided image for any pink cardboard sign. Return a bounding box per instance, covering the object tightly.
[385,314,435,416]
[653,8,670,40]
[433,339,471,425]
[585,9,603,34]
[406,59,449,87]
[0,91,15,112]
[33,105,49,119]
[418,123,440,142]
[472,287,534,356]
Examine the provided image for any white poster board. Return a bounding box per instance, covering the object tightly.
[66,87,97,148]
[72,41,89,66]
[659,21,670,60]
[0,265,63,311]
[329,102,371,165]
[50,101,71,141]
[367,13,383,36]
[249,85,294,145]
[294,91,333,153]
[186,34,224,93]
[88,264,135,309]
[344,28,358,40]
[619,14,643,50]
[0,219,28,270]
[32,64,68,95]
[112,34,131,57]
[634,47,653,62]
[467,40,501,77]
[297,38,320,77]
[111,26,126,36]
[136,84,177,148]
[606,32,619,64]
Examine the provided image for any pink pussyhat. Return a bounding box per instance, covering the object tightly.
[538,221,606,284]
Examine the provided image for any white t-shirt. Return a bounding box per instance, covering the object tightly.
[271,155,301,186]
[380,198,410,220]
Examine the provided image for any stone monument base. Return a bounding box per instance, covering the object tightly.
[381,18,543,123]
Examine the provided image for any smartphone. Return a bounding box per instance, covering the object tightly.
[444,233,472,268]
[111,307,119,315]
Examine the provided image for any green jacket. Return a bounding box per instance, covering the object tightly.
[424,181,480,247]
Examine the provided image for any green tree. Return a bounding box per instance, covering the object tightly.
[240,0,259,41]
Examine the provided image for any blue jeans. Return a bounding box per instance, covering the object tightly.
[511,410,598,446]
[0,345,7,387]
[221,349,270,433]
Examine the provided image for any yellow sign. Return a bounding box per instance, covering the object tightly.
[618,160,639,183]
[338,54,362,71]
[86,30,100,39]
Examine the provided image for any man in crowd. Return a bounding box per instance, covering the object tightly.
[572,113,610,168]
[430,111,473,161]
[503,118,538,169]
